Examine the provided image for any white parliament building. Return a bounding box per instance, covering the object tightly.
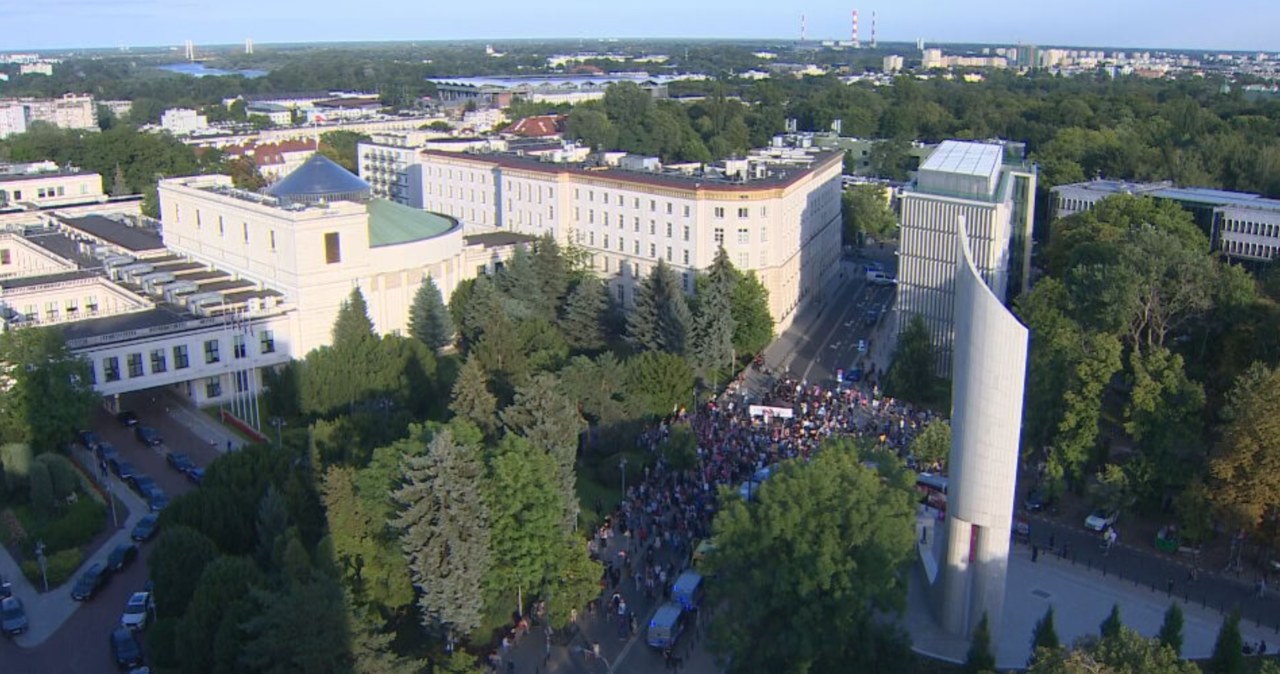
[1,154,528,420]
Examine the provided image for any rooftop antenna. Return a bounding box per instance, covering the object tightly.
[853,9,860,49]
[872,11,878,48]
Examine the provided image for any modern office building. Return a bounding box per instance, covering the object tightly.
[158,153,529,354]
[935,220,1029,638]
[897,140,1036,372]
[409,142,844,332]
[1052,179,1280,264]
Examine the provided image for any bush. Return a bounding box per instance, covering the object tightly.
[40,496,107,552]
[36,454,80,501]
[28,461,54,515]
[20,547,83,588]
[0,443,32,494]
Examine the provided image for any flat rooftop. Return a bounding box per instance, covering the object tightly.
[0,269,98,290]
[366,199,459,247]
[60,306,190,342]
[1054,180,1280,213]
[22,230,99,268]
[59,215,164,253]
[920,141,1003,180]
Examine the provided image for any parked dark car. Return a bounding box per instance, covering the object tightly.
[165,452,195,474]
[116,410,140,427]
[1,596,27,635]
[78,430,101,452]
[1024,489,1051,512]
[110,626,144,669]
[71,562,108,601]
[128,475,156,498]
[109,459,137,482]
[134,426,162,447]
[131,514,159,542]
[147,491,169,512]
[186,468,205,485]
[106,543,139,572]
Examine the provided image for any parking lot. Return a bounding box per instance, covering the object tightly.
[0,389,229,673]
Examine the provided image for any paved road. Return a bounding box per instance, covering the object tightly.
[1023,514,1280,635]
[0,393,227,673]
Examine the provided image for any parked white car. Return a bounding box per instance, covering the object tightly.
[120,591,153,631]
[1084,509,1119,532]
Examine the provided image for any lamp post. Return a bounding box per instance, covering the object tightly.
[618,456,628,501]
[269,417,286,450]
[106,476,118,528]
[34,540,48,592]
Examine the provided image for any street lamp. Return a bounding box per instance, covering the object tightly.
[618,456,628,501]
[34,540,47,592]
[106,476,118,528]
[269,417,287,449]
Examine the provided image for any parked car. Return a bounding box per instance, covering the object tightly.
[134,426,163,447]
[1084,509,1119,532]
[96,442,119,465]
[186,468,205,485]
[78,430,101,452]
[71,562,108,601]
[116,410,140,427]
[109,458,136,482]
[1,596,27,635]
[106,543,139,572]
[131,514,159,542]
[148,491,169,512]
[110,627,144,669]
[165,452,195,474]
[128,475,157,498]
[120,591,153,631]
[1024,489,1050,512]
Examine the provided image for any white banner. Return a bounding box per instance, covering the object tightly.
[749,404,794,419]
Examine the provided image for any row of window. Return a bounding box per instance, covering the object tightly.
[1223,238,1279,260]
[1222,218,1280,239]
[180,208,280,252]
[16,296,103,323]
[96,332,274,384]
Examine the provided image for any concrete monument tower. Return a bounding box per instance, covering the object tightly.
[937,221,1029,636]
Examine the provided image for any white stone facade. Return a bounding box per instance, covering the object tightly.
[161,108,209,136]
[938,222,1029,637]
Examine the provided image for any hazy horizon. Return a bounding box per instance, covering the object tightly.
[3,0,1277,54]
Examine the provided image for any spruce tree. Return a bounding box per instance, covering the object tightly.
[332,287,377,347]
[501,373,584,534]
[497,246,544,317]
[408,275,454,350]
[112,164,129,197]
[627,260,690,355]
[450,357,498,437]
[691,248,736,374]
[393,427,492,638]
[559,279,608,352]
[964,613,996,674]
[531,234,570,313]
[1157,602,1184,656]
[1029,606,1061,665]
[1100,603,1123,639]
[1208,609,1244,674]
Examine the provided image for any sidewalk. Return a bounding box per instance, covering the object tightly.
[0,446,149,647]
[162,390,248,453]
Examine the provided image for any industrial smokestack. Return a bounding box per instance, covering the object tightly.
[872,11,878,48]
[853,9,860,49]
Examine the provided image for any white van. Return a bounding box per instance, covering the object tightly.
[866,270,898,286]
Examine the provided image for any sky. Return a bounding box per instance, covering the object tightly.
[3,0,1279,53]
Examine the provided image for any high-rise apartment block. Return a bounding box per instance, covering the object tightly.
[897,140,1036,371]
[406,144,844,332]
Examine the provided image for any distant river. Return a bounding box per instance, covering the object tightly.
[156,63,268,78]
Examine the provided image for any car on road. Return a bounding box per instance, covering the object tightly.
[865,308,880,326]
[856,339,868,353]
[1024,489,1050,512]
[110,627,144,669]
[186,467,205,485]
[106,543,139,572]
[109,458,137,482]
[78,430,101,452]
[71,562,108,601]
[128,474,158,498]
[165,452,195,474]
[1084,509,1119,532]
[116,410,140,427]
[846,367,863,383]
[120,591,153,631]
[134,426,163,447]
[131,514,159,542]
[1,596,27,635]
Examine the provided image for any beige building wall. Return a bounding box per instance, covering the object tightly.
[0,172,104,208]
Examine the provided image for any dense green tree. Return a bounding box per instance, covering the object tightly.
[1028,626,1198,674]
[239,574,352,674]
[1124,347,1205,502]
[151,526,221,619]
[544,535,603,629]
[408,275,454,350]
[1100,604,1123,639]
[564,106,617,151]
[626,351,696,418]
[842,184,899,245]
[1208,610,1244,674]
[730,270,774,357]
[908,420,951,471]
[530,234,571,313]
[501,373,584,533]
[1157,603,1184,656]
[1050,332,1122,491]
[1209,363,1280,532]
[558,354,638,447]
[449,358,499,438]
[691,249,737,376]
[393,427,492,639]
[627,259,692,355]
[484,434,563,616]
[885,314,940,405]
[705,443,916,674]
[868,138,914,181]
[558,279,609,352]
[27,460,53,515]
[318,130,371,172]
[964,613,997,674]
[1016,278,1081,457]
[321,465,414,613]
[34,454,77,501]
[175,556,266,674]
[254,485,290,573]
[1031,606,1062,664]
[0,327,97,452]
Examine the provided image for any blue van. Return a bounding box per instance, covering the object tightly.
[671,571,704,612]
[646,602,686,648]
[737,465,775,501]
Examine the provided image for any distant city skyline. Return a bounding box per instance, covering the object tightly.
[2,0,1277,53]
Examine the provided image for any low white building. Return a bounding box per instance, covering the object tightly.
[0,163,106,209]
[161,108,210,136]
[18,62,53,76]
